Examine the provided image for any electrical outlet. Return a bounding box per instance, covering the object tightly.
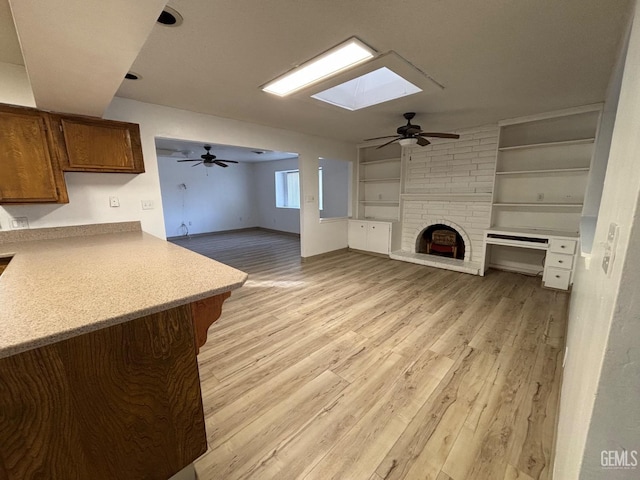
[141,200,154,210]
[109,196,120,207]
[10,217,29,229]
[536,193,544,201]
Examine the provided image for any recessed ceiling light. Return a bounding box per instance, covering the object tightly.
[157,6,183,26]
[125,72,141,80]
[311,67,422,110]
[262,37,375,97]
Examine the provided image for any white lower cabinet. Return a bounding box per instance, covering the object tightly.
[348,220,392,255]
[542,238,577,291]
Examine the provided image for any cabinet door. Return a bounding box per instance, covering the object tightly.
[348,221,368,250]
[367,222,391,254]
[53,115,145,173]
[0,105,68,203]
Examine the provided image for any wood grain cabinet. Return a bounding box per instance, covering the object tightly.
[0,102,145,204]
[51,114,145,173]
[0,104,69,204]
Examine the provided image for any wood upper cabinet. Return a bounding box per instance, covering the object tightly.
[51,114,145,173]
[0,104,69,204]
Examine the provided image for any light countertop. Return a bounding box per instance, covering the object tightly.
[0,224,247,359]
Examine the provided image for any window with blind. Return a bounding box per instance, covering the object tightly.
[275,168,323,209]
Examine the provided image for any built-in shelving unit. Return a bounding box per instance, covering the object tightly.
[492,109,600,233]
[486,105,602,280]
[356,142,402,220]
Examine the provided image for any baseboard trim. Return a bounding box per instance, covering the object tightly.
[168,227,300,241]
[347,248,389,259]
[301,248,349,263]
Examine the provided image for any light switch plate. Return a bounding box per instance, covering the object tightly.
[141,200,154,210]
[109,196,120,207]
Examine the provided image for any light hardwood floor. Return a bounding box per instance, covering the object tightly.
[172,229,568,480]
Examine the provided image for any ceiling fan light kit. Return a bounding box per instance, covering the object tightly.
[177,145,239,168]
[366,112,460,149]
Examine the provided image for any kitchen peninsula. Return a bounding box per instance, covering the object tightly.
[0,221,247,479]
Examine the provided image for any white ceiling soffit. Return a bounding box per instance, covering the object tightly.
[0,0,23,65]
[116,0,633,143]
[8,0,168,117]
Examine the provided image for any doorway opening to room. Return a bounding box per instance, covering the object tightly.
[155,137,301,269]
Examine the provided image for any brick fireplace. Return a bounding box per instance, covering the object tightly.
[390,125,498,275]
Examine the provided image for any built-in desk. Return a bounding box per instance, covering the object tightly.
[481,227,579,290]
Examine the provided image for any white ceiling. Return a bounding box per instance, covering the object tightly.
[5,0,166,116]
[1,0,633,143]
[155,138,298,163]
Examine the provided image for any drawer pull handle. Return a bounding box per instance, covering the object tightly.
[558,260,563,263]
[561,245,566,249]
[555,275,561,278]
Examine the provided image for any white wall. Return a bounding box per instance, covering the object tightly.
[254,157,301,235]
[319,157,350,219]
[0,69,355,256]
[554,3,640,478]
[0,62,35,107]
[157,156,257,237]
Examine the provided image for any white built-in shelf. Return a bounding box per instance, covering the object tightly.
[360,177,401,183]
[495,167,590,176]
[498,138,595,151]
[493,202,584,208]
[359,200,400,206]
[359,157,401,165]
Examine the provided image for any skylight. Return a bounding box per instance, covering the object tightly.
[262,38,375,97]
[311,67,422,111]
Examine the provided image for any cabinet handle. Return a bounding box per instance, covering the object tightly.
[555,275,561,278]
[558,260,563,263]
[372,226,375,229]
[560,245,566,249]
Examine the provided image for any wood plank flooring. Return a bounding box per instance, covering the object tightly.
[171,229,568,480]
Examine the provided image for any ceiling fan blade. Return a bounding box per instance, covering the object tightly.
[364,135,401,141]
[213,161,229,168]
[217,159,239,163]
[191,162,203,167]
[418,132,460,139]
[376,138,401,149]
[416,136,430,146]
[177,159,202,162]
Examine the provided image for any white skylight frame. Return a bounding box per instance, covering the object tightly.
[261,37,375,97]
[311,67,422,111]
[291,52,444,110]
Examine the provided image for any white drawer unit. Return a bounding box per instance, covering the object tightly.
[543,267,572,290]
[483,227,579,291]
[348,220,393,255]
[549,238,577,254]
[546,251,574,270]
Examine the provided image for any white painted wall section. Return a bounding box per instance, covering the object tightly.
[158,158,258,237]
[554,2,640,478]
[253,157,301,235]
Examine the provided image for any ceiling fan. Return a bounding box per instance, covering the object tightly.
[177,145,239,168]
[365,112,460,149]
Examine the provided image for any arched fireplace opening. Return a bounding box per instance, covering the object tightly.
[416,224,465,260]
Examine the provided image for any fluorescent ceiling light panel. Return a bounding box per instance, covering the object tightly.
[262,38,375,96]
[311,67,422,111]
